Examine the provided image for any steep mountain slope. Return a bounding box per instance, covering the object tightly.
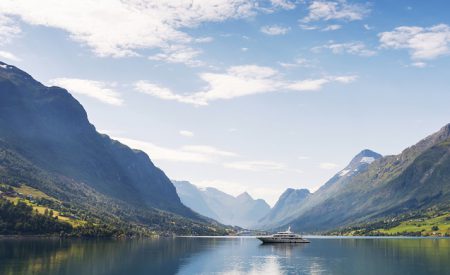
[258,188,310,227]
[264,126,450,232]
[174,181,270,228]
[0,61,226,235]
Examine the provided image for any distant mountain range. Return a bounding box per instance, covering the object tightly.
[0,61,228,236]
[173,181,270,228]
[258,125,450,232]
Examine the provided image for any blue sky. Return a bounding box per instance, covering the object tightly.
[1,0,450,205]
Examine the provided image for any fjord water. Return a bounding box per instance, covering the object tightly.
[1,237,448,275]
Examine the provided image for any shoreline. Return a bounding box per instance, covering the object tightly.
[1,234,449,240]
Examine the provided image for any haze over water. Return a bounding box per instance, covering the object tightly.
[1,237,448,275]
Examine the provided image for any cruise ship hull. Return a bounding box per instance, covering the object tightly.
[257,237,310,243]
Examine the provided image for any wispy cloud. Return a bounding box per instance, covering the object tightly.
[49,78,123,106]
[179,130,194,138]
[0,50,21,62]
[410,62,427,68]
[286,75,357,91]
[270,0,296,10]
[0,14,20,45]
[135,81,201,105]
[114,137,237,163]
[194,37,214,43]
[181,145,237,157]
[322,24,342,31]
[135,65,357,106]
[302,0,370,23]
[379,24,450,60]
[224,160,287,172]
[363,24,373,30]
[148,45,204,67]
[312,41,376,56]
[319,162,340,170]
[299,24,319,31]
[278,57,317,68]
[260,25,290,35]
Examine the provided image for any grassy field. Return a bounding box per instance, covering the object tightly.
[13,185,58,201]
[3,184,86,228]
[377,213,450,236]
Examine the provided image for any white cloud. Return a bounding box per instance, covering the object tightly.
[179,130,194,137]
[313,41,376,56]
[278,58,316,68]
[0,0,257,59]
[194,36,214,43]
[135,65,356,105]
[319,162,340,170]
[114,137,237,163]
[181,145,237,157]
[0,14,20,45]
[299,24,319,31]
[286,78,330,91]
[379,24,450,60]
[224,160,287,172]
[270,0,296,10]
[298,156,310,160]
[115,137,209,163]
[135,80,204,105]
[0,50,21,62]
[287,75,357,91]
[411,62,427,68]
[49,78,123,106]
[148,45,204,67]
[363,24,373,30]
[302,0,370,23]
[322,24,342,31]
[260,25,290,35]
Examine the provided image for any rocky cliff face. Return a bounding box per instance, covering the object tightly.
[0,61,198,219]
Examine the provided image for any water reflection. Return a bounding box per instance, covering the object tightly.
[0,237,448,275]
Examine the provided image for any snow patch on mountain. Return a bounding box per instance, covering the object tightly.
[339,169,350,176]
[360,157,375,164]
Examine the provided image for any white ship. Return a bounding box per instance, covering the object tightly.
[257,227,310,243]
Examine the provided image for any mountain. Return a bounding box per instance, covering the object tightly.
[173,181,270,228]
[258,149,382,229]
[0,61,228,236]
[319,149,382,191]
[171,181,219,221]
[258,188,310,227]
[260,126,450,232]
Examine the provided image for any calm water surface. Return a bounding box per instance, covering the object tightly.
[0,237,449,275]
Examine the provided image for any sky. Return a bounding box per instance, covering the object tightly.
[1,0,450,205]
